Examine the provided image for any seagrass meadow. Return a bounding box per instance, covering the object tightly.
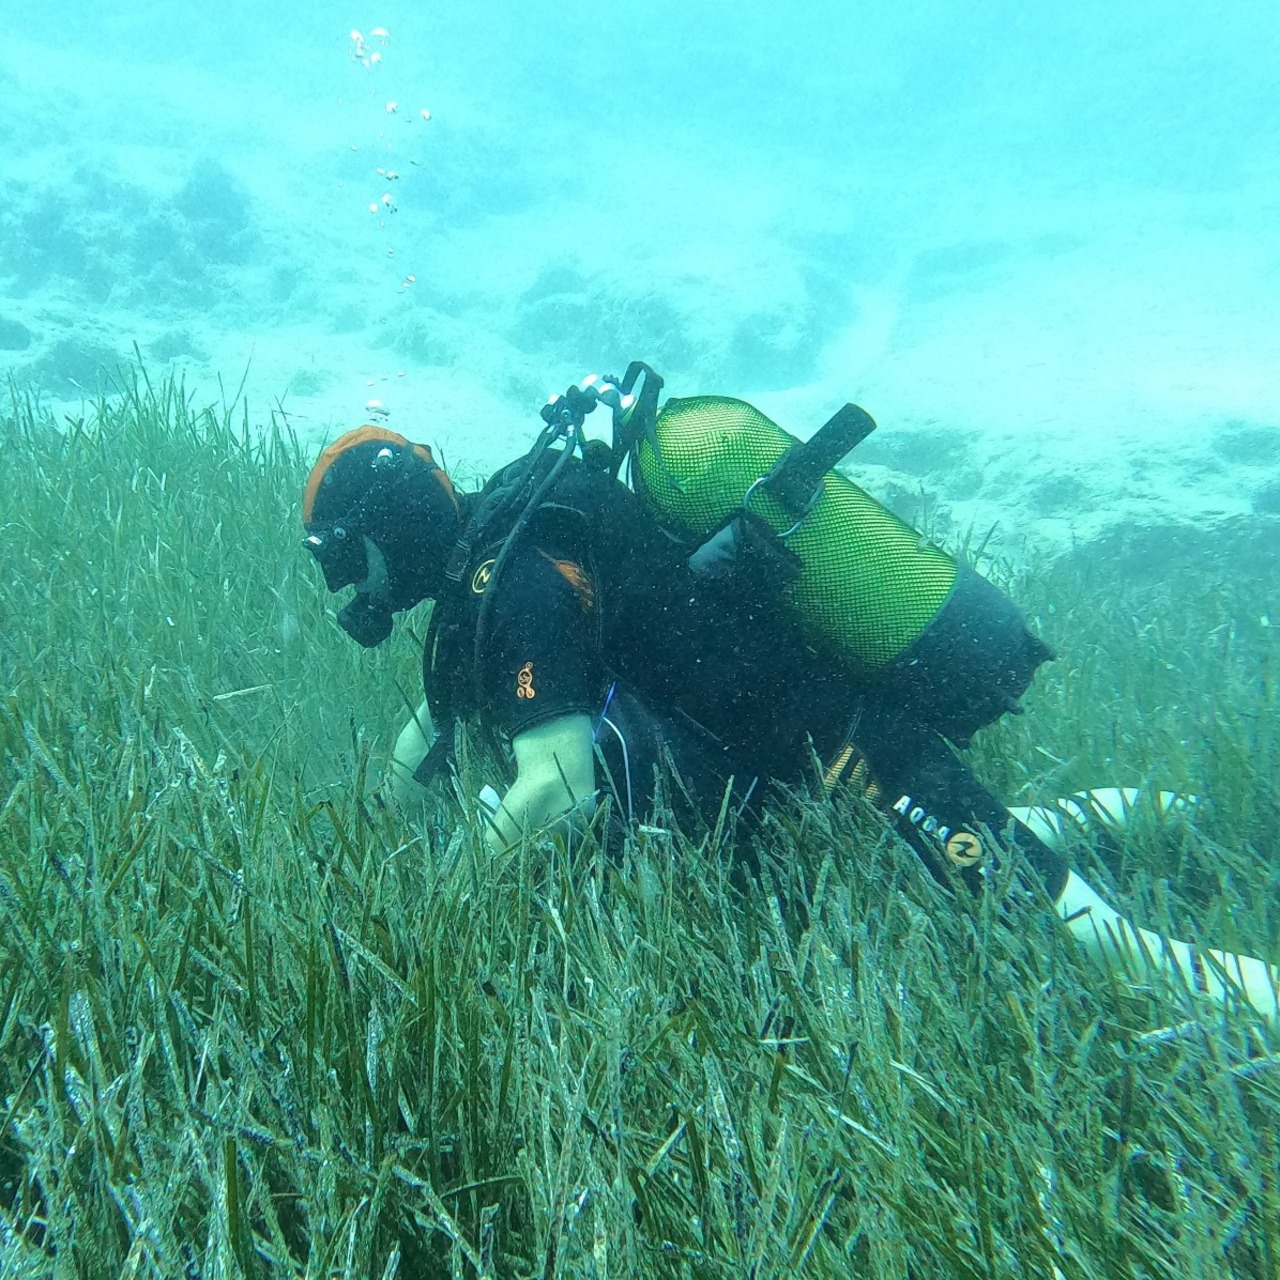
[2,372,1279,1279]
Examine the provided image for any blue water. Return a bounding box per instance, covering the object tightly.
[1,0,1277,539]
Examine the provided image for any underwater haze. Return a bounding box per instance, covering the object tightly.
[6,5,1280,1275]
[2,0,1279,542]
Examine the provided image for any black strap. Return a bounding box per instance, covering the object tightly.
[444,456,542,586]
[472,440,582,704]
[761,403,877,517]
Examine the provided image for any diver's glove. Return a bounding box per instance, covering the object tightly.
[480,714,598,855]
[1055,870,1280,1025]
[1016,788,1277,1023]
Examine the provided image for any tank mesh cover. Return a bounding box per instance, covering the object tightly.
[637,396,958,667]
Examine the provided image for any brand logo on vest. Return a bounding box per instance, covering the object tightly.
[516,661,536,699]
[471,558,496,594]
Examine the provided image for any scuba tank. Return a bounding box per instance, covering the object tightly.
[593,363,1052,743]
[438,363,1050,746]
[636,394,957,667]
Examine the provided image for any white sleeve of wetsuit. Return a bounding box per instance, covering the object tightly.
[386,698,436,813]
[480,714,597,854]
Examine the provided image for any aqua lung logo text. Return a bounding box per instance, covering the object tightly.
[891,794,985,868]
[892,794,951,841]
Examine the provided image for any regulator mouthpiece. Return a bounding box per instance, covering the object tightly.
[337,594,394,648]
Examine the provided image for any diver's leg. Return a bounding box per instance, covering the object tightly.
[822,698,1070,895]
[825,701,1280,1024]
[1009,787,1197,845]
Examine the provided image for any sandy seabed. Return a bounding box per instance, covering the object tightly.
[2,17,1277,559]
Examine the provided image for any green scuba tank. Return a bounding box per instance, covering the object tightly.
[582,362,1050,741]
[634,395,959,669]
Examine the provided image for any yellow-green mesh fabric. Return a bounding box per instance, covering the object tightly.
[637,396,958,666]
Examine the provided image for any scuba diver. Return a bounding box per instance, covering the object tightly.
[302,363,1280,1026]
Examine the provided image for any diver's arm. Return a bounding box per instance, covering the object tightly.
[386,698,436,813]
[481,714,596,854]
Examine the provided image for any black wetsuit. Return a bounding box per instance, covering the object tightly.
[424,452,1069,899]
